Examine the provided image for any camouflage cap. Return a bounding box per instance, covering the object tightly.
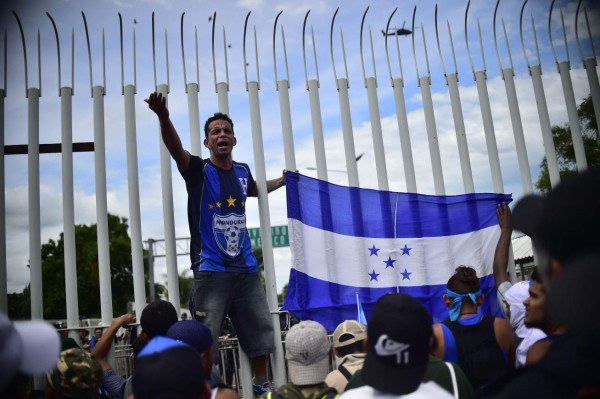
[47,348,102,399]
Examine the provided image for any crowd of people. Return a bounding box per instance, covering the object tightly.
[1,96,599,398]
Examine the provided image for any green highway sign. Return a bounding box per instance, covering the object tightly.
[248,225,289,248]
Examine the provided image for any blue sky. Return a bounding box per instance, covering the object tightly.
[1,0,598,296]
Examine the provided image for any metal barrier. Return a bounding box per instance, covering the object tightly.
[107,332,339,397]
[219,338,242,391]
[216,333,337,397]
[114,344,135,378]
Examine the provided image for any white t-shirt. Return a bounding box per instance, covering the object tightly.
[339,381,454,398]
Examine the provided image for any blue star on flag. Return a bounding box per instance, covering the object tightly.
[401,268,412,280]
[401,244,412,256]
[383,257,396,269]
[368,269,380,281]
[368,245,380,256]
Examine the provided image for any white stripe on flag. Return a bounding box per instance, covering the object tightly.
[289,218,500,288]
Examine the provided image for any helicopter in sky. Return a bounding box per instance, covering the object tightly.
[381,21,414,37]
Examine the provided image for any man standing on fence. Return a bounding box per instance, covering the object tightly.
[145,92,286,395]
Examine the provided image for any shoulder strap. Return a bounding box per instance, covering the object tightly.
[441,319,452,329]
[337,364,353,381]
[317,387,338,399]
[481,314,494,325]
[444,362,459,399]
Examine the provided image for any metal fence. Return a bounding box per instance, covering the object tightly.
[112,333,338,397]
[1,0,599,394]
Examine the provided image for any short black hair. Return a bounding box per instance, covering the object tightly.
[140,300,178,338]
[446,266,480,301]
[204,112,234,139]
[529,268,541,284]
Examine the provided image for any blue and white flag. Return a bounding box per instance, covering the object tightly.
[356,292,368,327]
[282,172,511,332]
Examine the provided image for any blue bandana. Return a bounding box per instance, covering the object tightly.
[446,288,482,321]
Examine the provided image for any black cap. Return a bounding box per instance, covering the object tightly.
[133,337,205,399]
[512,168,600,264]
[362,294,432,395]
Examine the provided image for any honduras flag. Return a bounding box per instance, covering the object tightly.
[356,293,368,327]
[282,172,511,332]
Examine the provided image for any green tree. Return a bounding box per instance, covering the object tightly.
[178,270,194,308]
[8,214,158,319]
[278,283,288,306]
[536,95,599,193]
[252,246,289,305]
[7,286,30,318]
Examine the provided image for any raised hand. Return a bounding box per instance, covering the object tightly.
[145,91,169,119]
[496,202,512,232]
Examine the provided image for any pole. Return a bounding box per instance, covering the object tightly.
[93,85,113,326]
[156,84,181,313]
[61,86,79,333]
[124,84,146,317]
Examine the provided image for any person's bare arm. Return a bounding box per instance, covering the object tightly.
[494,317,517,369]
[493,203,512,287]
[525,339,551,366]
[92,314,135,371]
[430,324,445,359]
[145,91,190,172]
[266,170,286,193]
[217,387,241,399]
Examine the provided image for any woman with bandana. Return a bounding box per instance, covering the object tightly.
[431,266,516,393]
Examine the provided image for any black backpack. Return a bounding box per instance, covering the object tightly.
[442,315,509,390]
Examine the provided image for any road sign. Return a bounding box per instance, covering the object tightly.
[248,225,289,248]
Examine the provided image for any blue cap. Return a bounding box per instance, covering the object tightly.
[137,336,192,358]
[167,320,213,353]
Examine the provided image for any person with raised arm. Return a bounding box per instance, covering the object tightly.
[145,92,286,395]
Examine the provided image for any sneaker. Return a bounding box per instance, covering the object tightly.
[252,379,273,396]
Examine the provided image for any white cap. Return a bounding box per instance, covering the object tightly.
[0,312,61,392]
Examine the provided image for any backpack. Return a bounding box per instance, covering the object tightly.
[267,383,338,399]
[442,315,509,390]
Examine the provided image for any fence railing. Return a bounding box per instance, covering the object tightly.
[112,333,338,397]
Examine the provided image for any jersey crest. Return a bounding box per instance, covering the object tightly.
[213,213,247,257]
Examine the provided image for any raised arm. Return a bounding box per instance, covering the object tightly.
[92,313,135,371]
[493,203,512,287]
[145,91,191,172]
[266,170,287,193]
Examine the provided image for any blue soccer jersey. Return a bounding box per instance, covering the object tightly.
[181,155,258,272]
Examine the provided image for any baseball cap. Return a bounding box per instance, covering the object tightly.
[285,320,331,385]
[332,320,367,348]
[0,312,61,393]
[512,168,600,264]
[46,348,102,399]
[133,336,206,399]
[167,320,213,353]
[362,294,432,395]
